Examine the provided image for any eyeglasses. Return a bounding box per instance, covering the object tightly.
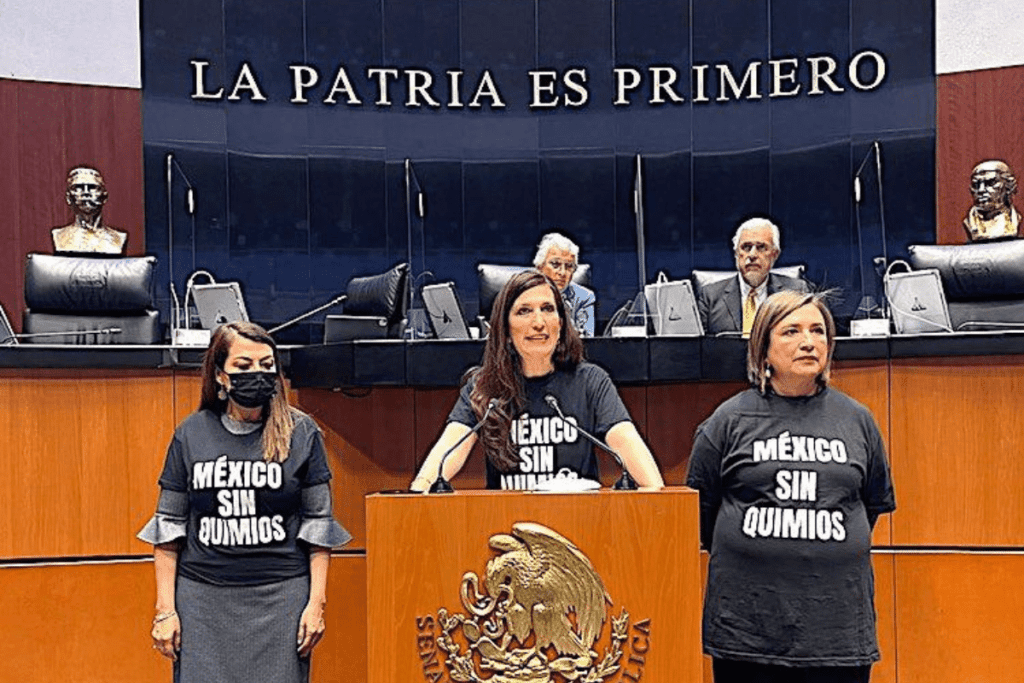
[736,242,774,255]
[544,259,577,273]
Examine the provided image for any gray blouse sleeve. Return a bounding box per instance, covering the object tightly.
[136,489,188,545]
[297,482,352,548]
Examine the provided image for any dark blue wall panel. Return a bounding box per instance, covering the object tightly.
[142,0,935,341]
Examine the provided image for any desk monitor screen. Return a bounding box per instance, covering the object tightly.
[192,282,249,330]
[0,304,17,345]
[886,268,952,334]
[422,282,470,339]
[644,279,703,336]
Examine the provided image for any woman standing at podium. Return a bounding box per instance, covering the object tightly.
[686,291,895,683]
[138,321,351,683]
[410,270,663,491]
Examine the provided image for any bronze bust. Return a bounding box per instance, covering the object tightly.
[52,167,128,254]
[963,160,1020,242]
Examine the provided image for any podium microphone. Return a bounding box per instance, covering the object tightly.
[428,398,499,494]
[544,395,637,491]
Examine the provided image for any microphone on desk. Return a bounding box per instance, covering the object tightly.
[267,294,348,336]
[428,398,499,494]
[544,394,637,491]
[12,327,122,342]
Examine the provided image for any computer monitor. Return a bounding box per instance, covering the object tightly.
[885,268,952,334]
[0,304,17,345]
[422,282,470,339]
[644,279,703,336]
[191,282,249,330]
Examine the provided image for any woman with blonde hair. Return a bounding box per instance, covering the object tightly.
[138,321,350,682]
[686,291,895,683]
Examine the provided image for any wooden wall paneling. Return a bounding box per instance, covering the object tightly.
[0,369,174,559]
[871,552,897,683]
[831,360,893,545]
[894,552,1024,683]
[0,555,368,683]
[295,387,417,550]
[172,370,203,424]
[0,560,166,683]
[644,381,746,486]
[936,65,1024,245]
[312,554,368,683]
[412,387,488,490]
[606,385,649,487]
[0,81,23,323]
[890,356,1024,546]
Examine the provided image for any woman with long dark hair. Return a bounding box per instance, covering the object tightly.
[138,321,350,683]
[411,270,663,491]
[686,291,895,683]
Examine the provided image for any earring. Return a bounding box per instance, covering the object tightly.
[217,384,227,401]
[765,365,772,378]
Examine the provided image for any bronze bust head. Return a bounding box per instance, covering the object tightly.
[964,160,1020,242]
[52,166,128,254]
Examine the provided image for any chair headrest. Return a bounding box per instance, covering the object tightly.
[345,262,409,322]
[24,253,156,313]
[908,241,1024,300]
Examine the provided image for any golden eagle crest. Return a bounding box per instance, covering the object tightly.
[434,522,634,683]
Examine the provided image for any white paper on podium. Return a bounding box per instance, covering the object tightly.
[532,477,601,493]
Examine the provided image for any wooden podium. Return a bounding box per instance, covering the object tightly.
[366,487,702,683]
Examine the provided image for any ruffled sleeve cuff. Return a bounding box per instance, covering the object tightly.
[136,489,188,545]
[298,517,352,548]
[298,482,352,548]
[136,514,187,545]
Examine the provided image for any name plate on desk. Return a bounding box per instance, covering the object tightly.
[172,328,211,346]
[850,318,891,337]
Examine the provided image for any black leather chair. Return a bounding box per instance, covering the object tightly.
[335,262,410,338]
[22,254,160,344]
[476,263,592,322]
[908,241,1024,330]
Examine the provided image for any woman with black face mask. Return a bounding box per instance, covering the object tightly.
[137,321,350,683]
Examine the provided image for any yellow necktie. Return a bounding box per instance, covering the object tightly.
[742,289,757,337]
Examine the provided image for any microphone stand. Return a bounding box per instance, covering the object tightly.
[11,327,122,342]
[267,294,348,336]
[428,399,498,494]
[545,395,637,491]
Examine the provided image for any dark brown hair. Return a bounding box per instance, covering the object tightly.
[470,270,585,470]
[746,290,837,394]
[200,321,295,462]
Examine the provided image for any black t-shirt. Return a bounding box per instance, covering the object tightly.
[685,387,896,666]
[158,409,333,587]
[448,362,631,490]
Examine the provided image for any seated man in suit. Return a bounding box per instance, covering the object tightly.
[697,217,808,336]
[533,232,595,336]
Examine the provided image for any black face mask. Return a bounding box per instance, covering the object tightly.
[225,371,278,408]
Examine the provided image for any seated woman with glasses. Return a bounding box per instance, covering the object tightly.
[533,232,596,336]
